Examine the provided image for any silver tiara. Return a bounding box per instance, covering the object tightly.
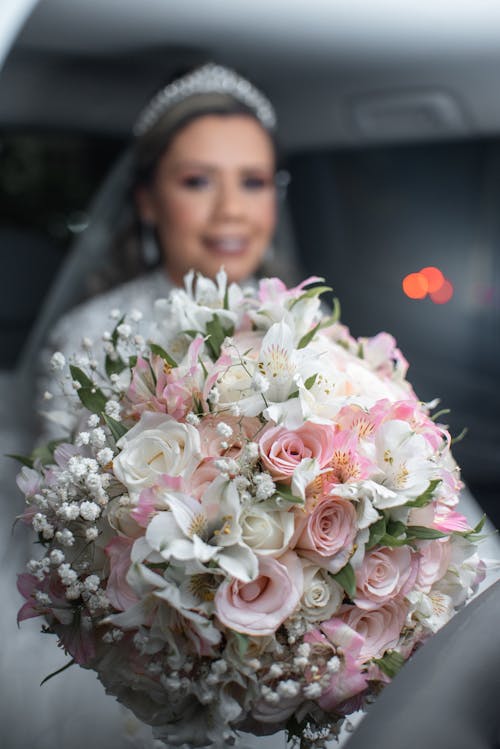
[133,63,276,136]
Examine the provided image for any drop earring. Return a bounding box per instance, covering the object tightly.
[141,221,160,267]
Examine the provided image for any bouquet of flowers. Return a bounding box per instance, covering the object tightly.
[16,271,485,748]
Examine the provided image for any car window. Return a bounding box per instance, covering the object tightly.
[289,137,500,524]
[0,131,123,368]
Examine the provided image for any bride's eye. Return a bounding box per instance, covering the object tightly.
[241,174,272,190]
[181,174,211,189]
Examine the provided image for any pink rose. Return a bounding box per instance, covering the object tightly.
[354,546,418,610]
[259,422,335,483]
[415,539,451,592]
[198,415,261,460]
[339,599,407,661]
[188,459,220,501]
[214,552,303,636]
[293,496,357,573]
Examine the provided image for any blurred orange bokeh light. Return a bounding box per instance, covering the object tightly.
[402,273,428,299]
[430,279,454,304]
[419,266,444,293]
[403,265,453,304]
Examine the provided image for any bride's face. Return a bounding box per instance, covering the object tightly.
[136,114,277,285]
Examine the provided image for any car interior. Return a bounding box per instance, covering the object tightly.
[0,2,499,747]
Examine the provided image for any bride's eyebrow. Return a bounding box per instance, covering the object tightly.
[169,160,273,173]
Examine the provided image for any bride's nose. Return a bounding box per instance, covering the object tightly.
[212,176,245,220]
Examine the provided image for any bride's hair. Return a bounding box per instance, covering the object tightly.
[88,63,281,296]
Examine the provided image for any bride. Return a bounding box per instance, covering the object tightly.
[4,62,499,749]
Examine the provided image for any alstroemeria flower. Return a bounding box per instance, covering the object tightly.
[304,618,368,710]
[372,420,437,501]
[134,476,258,582]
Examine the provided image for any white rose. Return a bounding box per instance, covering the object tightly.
[113,412,201,497]
[299,561,344,622]
[240,506,295,557]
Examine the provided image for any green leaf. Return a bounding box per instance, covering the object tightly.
[274,484,304,504]
[105,353,126,378]
[128,355,138,369]
[232,631,249,658]
[149,343,178,369]
[386,520,407,538]
[379,533,409,547]
[406,478,441,508]
[367,516,386,549]
[406,525,448,540]
[357,342,364,359]
[110,314,125,347]
[304,373,318,390]
[431,408,451,422]
[373,650,405,678]
[454,514,488,541]
[69,365,107,414]
[6,453,34,468]
[451,427,468,445]
[332,562,356,599]
[205,314,234,359]
[40,659,76,686]
[297,321,321,349]
[30,439,65,466]
[289,284,332,309]
[103,414,128,443]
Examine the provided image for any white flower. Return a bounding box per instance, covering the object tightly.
[240,505,295,556]
[136,476,258,582]
[79,501,101,521]
[299,561,344,621]
[50,351,66,371]
[58,563,77,586]
[97,447,114,466]
[253,473,276,501]
[105,400,121,419]
[113,413,202,497]
[373,420,436,500]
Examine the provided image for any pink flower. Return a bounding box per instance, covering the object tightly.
[317,430,374,489]
[16,467,41,498]
[17,573,73,626]
[415,539,451,592]
[293,496,357,573]
[339,599,407,661]
[354,546,419,610]
[360,332,409,381]
[214,552,303,636]
[188,459,220,501]
[198,415,260,460]
[433,507,470,533]
[259,422,335,483]
[105,537,139,611]
[304,619,368,710]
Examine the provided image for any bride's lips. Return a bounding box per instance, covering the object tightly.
[202,236,249,255]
